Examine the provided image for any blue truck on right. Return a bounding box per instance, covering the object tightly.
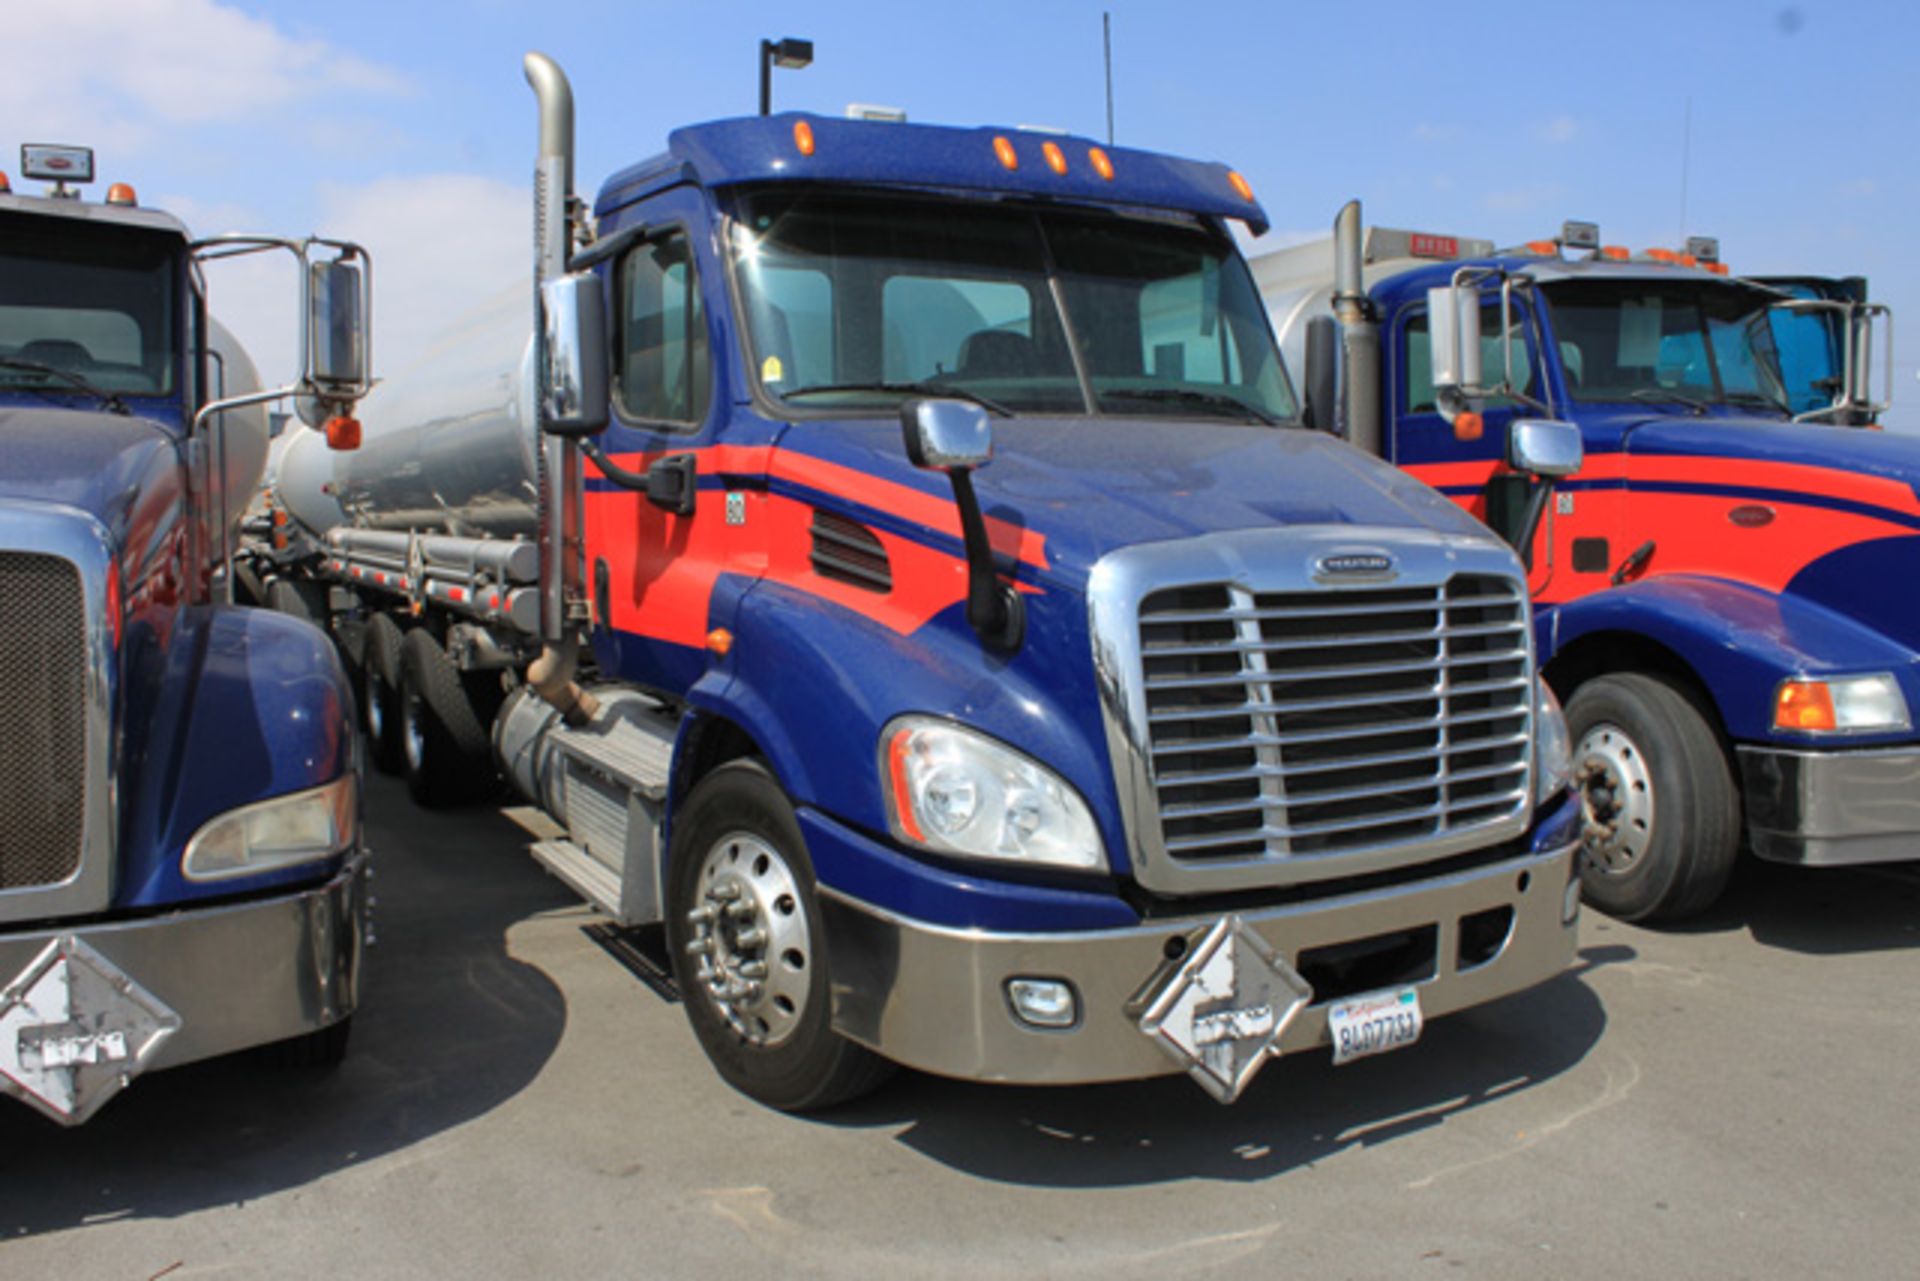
[1259,206,1912,921]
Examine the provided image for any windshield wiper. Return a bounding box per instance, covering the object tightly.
[0,357,130,416]
[1628,387,1708,416]
[1098,386,1283,426]
[1720,390,1791,416]
[782,381,1014,417]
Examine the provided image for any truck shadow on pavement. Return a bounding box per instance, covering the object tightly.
[829,944,1627,1188]
[1655,857,1920,955]
[0,775,576,1238]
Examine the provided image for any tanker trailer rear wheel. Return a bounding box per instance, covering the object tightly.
[399,627,496,807]
[363,613,408,775]
[665,759,894,1112]
[1567,672,1740,923]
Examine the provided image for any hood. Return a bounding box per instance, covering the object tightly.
[0,406,180,540]
[782,416,1494,585]
[1619,412,1920,488]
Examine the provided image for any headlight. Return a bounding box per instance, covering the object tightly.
[1774,673,1912,735]
[1534,676,1572,806]
[881,717,1104,872]
[182,774,357,882]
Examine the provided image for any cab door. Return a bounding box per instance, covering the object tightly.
[585,187,766,696]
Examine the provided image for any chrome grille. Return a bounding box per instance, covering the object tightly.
[1140,574,1531,868]
[0,551,87,890]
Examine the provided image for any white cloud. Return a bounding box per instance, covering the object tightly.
[1538,116,1578,145]
[0,0,408,149]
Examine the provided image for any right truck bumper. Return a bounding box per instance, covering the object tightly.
[819,839,1579,1092]
[1739,744,1920,866]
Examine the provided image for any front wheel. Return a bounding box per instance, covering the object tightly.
[1566,672,1741,922]
[665,760,892,1111]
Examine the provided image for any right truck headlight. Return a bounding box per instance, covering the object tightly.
[1774,673,1912,735]
[182,774,357,882]
[1534,675,1572,806]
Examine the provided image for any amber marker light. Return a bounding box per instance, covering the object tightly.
[706,628,734,657]
[1525,239,1558,256]
[886,730,926,843]
[105,182,137,206]
[0,172,13,193]
[793,120,816,156]
[1042,140,1067,174]
[1774,680,1837,732]
[1600,245,1630,260]
[325,415,362,451]
[1453,410,1484,442]
[1089,147,1114,180]
[993,136,1019,170]
[1228,170,1255,202]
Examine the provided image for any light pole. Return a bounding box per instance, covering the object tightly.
[759,37,813,116]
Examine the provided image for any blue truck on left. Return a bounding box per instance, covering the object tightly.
[0,144,373,1124]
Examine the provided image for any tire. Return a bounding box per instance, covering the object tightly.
[398,626,495,807]
[266,576,327,626]
[1566,672,1741,922]
[363,612,408,775]
[665,759,893,1111]
[259,1015,352,1070]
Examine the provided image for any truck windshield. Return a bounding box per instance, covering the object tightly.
[0,215,177,397]
[728,190,1295,423]
[1542,280,1790,414]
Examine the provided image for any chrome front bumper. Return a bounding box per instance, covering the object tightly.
[819,841,1578,1090]
[1740,745,1920,866]
[0,854,365,1124]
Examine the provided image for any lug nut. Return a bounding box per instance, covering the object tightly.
[729,901,758,922]
[735,927,767,950]
[738,960,768,979]
[684,937,712,956]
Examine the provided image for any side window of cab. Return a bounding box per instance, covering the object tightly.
[617,231,712,428]
[1401,303,1537,416]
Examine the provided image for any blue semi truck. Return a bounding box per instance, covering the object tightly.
[263,55,1585,1108]
[0,146,372,1124]
[1258,206,1912,923]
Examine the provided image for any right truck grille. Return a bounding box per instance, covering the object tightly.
[1140,573,1532,869]
[0,551,88,891]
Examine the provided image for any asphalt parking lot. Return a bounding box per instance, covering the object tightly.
[6,772,1918,1279]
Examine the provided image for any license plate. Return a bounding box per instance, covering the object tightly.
[1326,985,1423,1066]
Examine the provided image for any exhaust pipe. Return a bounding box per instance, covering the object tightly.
[523,51,595,723]
[1332,200,1383,459]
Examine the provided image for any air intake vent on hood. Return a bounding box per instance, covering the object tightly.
[809,509,891,593]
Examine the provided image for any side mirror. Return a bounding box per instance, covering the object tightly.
[1428,284,1483,393]
[1508,418,1583,478]
[540,273,609,437]
[1302,315,1338,432]
[902,399,993,472]
[307,260,367,388]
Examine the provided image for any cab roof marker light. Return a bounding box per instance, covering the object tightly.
[992,136,1019,170]
[1600,245,1630,260]
[1088,147,1114,180]
[1523,239,1559,257]
[105,182,136,206]
[1228,170,1255,203]
[1561,220,1601,251]
[1042,140,1068,175]
[1645,248,1681,264]
[792,120,816,156]
[0,172,10,193]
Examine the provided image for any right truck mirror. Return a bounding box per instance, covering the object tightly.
[1507,417,1583,478]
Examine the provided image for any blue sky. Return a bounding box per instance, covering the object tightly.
[9,0,1916,425]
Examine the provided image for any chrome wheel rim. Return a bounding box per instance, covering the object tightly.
[1575,721,1654,874]
[683,831,810,1047]
[403,690,426,773]
[366,668,386,740]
